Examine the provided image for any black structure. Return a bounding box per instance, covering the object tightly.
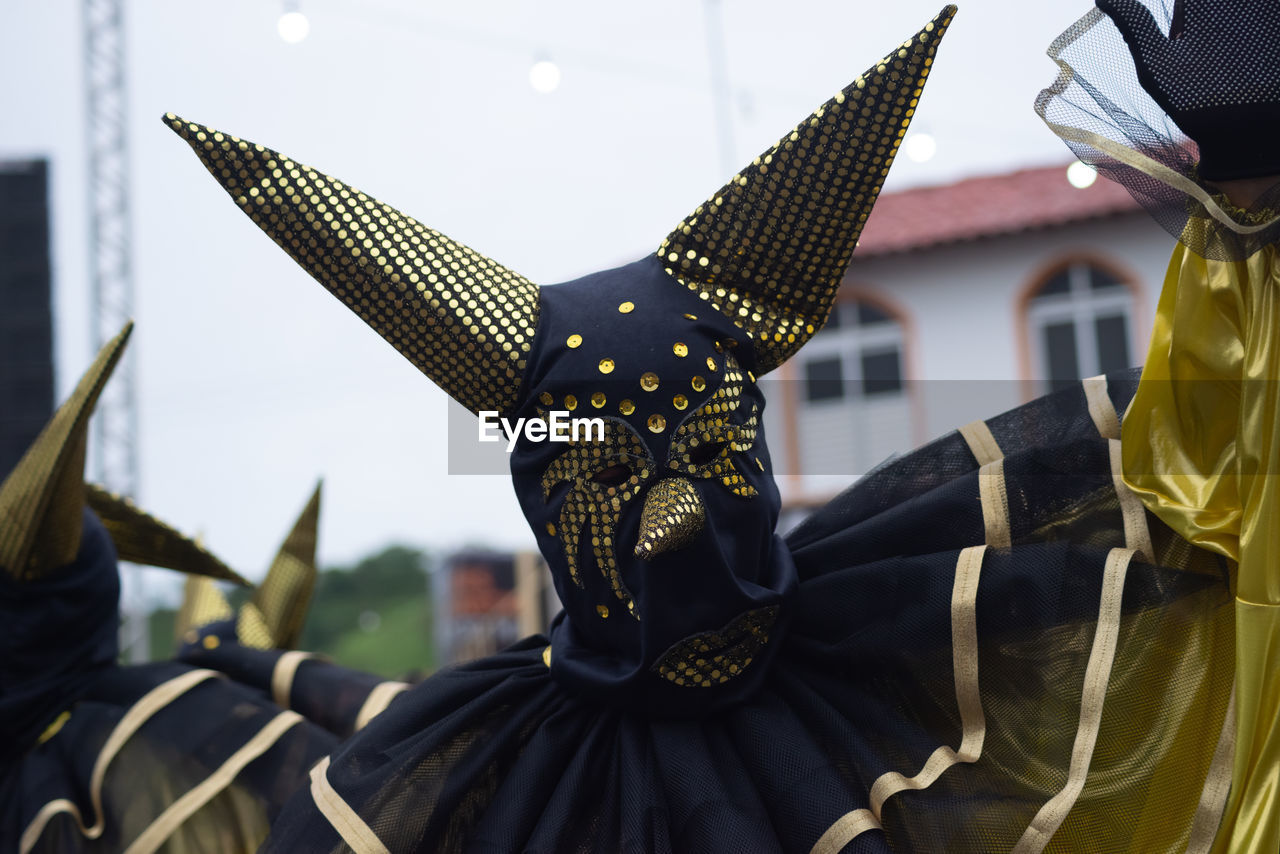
[0,159,55,477]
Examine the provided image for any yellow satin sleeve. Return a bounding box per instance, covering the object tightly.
[1123,242,1280,853]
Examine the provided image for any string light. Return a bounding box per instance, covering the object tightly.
[903,132,937,163]
[278,3,310,43]
[529,59,562,94]
[1067,160,1098,189]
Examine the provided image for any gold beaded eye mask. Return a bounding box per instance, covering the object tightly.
[540,417,654,619]
[666,353,760,500]
[538,351,761,620]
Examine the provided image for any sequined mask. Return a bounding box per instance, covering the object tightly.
[535,346,761,619]
[504,258,790,711]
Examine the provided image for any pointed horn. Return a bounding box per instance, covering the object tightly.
[235,601,274,650]
[85,484,249,585]
[658,6,956,373]
[164,115,540,416]
[175,575,233,644]
[251,480,321,649]
[0,323,133,581]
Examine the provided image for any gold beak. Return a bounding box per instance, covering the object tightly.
[634,478,706,560]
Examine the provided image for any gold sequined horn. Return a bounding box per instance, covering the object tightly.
[0,323,132,582]
[175,576,233,645]
[86,484,249,585]
[235,601,275,650]
[173,578,276,651]
[658,6,955,373]
[164,115,540,416]
[250,481,322,649]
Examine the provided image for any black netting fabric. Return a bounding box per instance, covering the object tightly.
[1097,0,1280,179]
[262,370,1235,854]
[179,638,390,738]
[1035,1,1280,260]
[2,662,337,852]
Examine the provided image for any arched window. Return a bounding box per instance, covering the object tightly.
[801,301,903,404]
[1026,261,1135,393]
[792,297,912,478]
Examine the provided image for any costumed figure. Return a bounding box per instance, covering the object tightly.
[1036,0,1280,849]
[175,483,412,738]
[1,325,338,853]
[171,6,1236,851]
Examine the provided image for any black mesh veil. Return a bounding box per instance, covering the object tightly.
[1035,1,1280,260]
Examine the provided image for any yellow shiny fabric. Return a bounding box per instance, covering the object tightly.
[1123,242,1280,853]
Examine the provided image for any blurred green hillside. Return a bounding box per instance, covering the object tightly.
[149,544,435,680]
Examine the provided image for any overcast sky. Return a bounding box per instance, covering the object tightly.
[3,0,1095,596]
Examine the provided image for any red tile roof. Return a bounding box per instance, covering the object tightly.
[853,163,1142,259]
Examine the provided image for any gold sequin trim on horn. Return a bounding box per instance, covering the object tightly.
[656,8,954,373]
[86,483,247,585]
[174,576,233,643]
[253,482,321,649]
[0,323,132,581]
[164,116,539,416]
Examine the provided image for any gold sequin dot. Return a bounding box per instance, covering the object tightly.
[619,399,636,416]
[202,635,220,650]
[684,313,698,321]
[539,392,554,406]
[673,394,688,410]
[673,342,688,357]
[545,522,557,535]
[648,414,667,433]
[591,392,606,408]
[706,356,718,371]
[542,645,552,668]
[597,605,610,618]
[618,301,635,314]
[567,334,582,349]
[640,372,659,391]
[755,458,764,471]
[565,394,577,411]
[599,358,615,374]
[692,376,706,392]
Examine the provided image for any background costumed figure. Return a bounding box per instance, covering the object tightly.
[1,325,339,853]
[174,483,413,738]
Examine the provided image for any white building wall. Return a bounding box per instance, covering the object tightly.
[773,211,1177,507]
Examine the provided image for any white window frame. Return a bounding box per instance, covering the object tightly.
[800,301,905,405]
[1027,262,1133,394]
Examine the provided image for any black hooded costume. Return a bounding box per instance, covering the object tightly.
[1,326,338,853]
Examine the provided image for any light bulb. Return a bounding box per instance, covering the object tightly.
[1067,160,1098,189]
[903,132,937,163]
[529,60,562,94]
[277,10,310,44]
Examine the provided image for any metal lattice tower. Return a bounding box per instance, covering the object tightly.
[84,0,137,496]
[84,0,146,660]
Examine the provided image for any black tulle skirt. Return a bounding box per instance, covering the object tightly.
[263,370,1234,853]
[3,661,336,853]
